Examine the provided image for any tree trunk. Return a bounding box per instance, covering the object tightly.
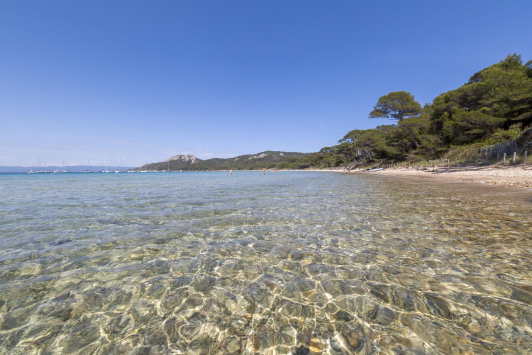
[406,127,420,149]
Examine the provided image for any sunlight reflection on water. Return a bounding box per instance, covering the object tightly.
[0,172,531,354]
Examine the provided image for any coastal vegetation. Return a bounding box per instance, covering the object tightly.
[146,54,532,171]
[143,151,309,171]
[287,53,532,169]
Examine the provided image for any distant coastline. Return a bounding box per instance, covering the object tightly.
[0,165,136,174]
[6,165,531,191]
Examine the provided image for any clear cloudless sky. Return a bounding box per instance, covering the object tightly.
[1,0,531,167]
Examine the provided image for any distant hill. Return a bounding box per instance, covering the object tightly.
[141,151,309,171]
[165,154,200,164]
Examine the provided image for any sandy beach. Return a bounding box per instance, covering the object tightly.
[348,165,532,189]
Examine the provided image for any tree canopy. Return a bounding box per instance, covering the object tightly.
[369,91,422,121]
[286,54,532,169]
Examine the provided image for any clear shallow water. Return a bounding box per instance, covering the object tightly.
[0,172,532,355]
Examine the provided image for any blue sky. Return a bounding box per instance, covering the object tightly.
[1,0,531,166]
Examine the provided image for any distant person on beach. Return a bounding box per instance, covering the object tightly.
[229,169,232,175]
[263,168,266,175]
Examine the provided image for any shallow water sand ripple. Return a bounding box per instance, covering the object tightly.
[1,172,531,354]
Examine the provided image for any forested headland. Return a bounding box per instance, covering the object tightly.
[146,54,532,171]
[284,54,532,169]
[141,151,309,171]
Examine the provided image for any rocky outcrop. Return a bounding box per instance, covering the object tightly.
[165,154,199,164]
[248,153,269,160]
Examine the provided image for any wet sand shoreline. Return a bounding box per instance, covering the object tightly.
[344,165,532,189]
[210,168,532,190]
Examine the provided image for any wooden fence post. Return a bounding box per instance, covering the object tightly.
[524,151,528,166]
[513,151,516,164]
[503,152,506,164]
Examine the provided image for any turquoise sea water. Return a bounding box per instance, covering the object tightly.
[1,172,532,354]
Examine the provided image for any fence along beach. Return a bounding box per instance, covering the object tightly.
[348,129,532,189]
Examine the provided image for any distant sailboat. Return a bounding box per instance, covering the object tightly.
[82,160,93,173]
[53,160,69,173]
[99,164,111,173]
[117,157,126,173]
[114,158,122,173]
[127,159,137,173]
[140,161,149,173]
[28,158,46,173]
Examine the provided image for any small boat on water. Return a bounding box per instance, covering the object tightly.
[115,158,125,173]
[53,161,69,173]
[140,161,149,172]
[99,164,112,173]
[367,168,383,172]
[82,160,94,173]
[28,158,47,173]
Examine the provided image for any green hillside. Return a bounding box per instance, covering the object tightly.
[143,151,309,171]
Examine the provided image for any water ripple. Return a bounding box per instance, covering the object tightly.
[0,172,531,354]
